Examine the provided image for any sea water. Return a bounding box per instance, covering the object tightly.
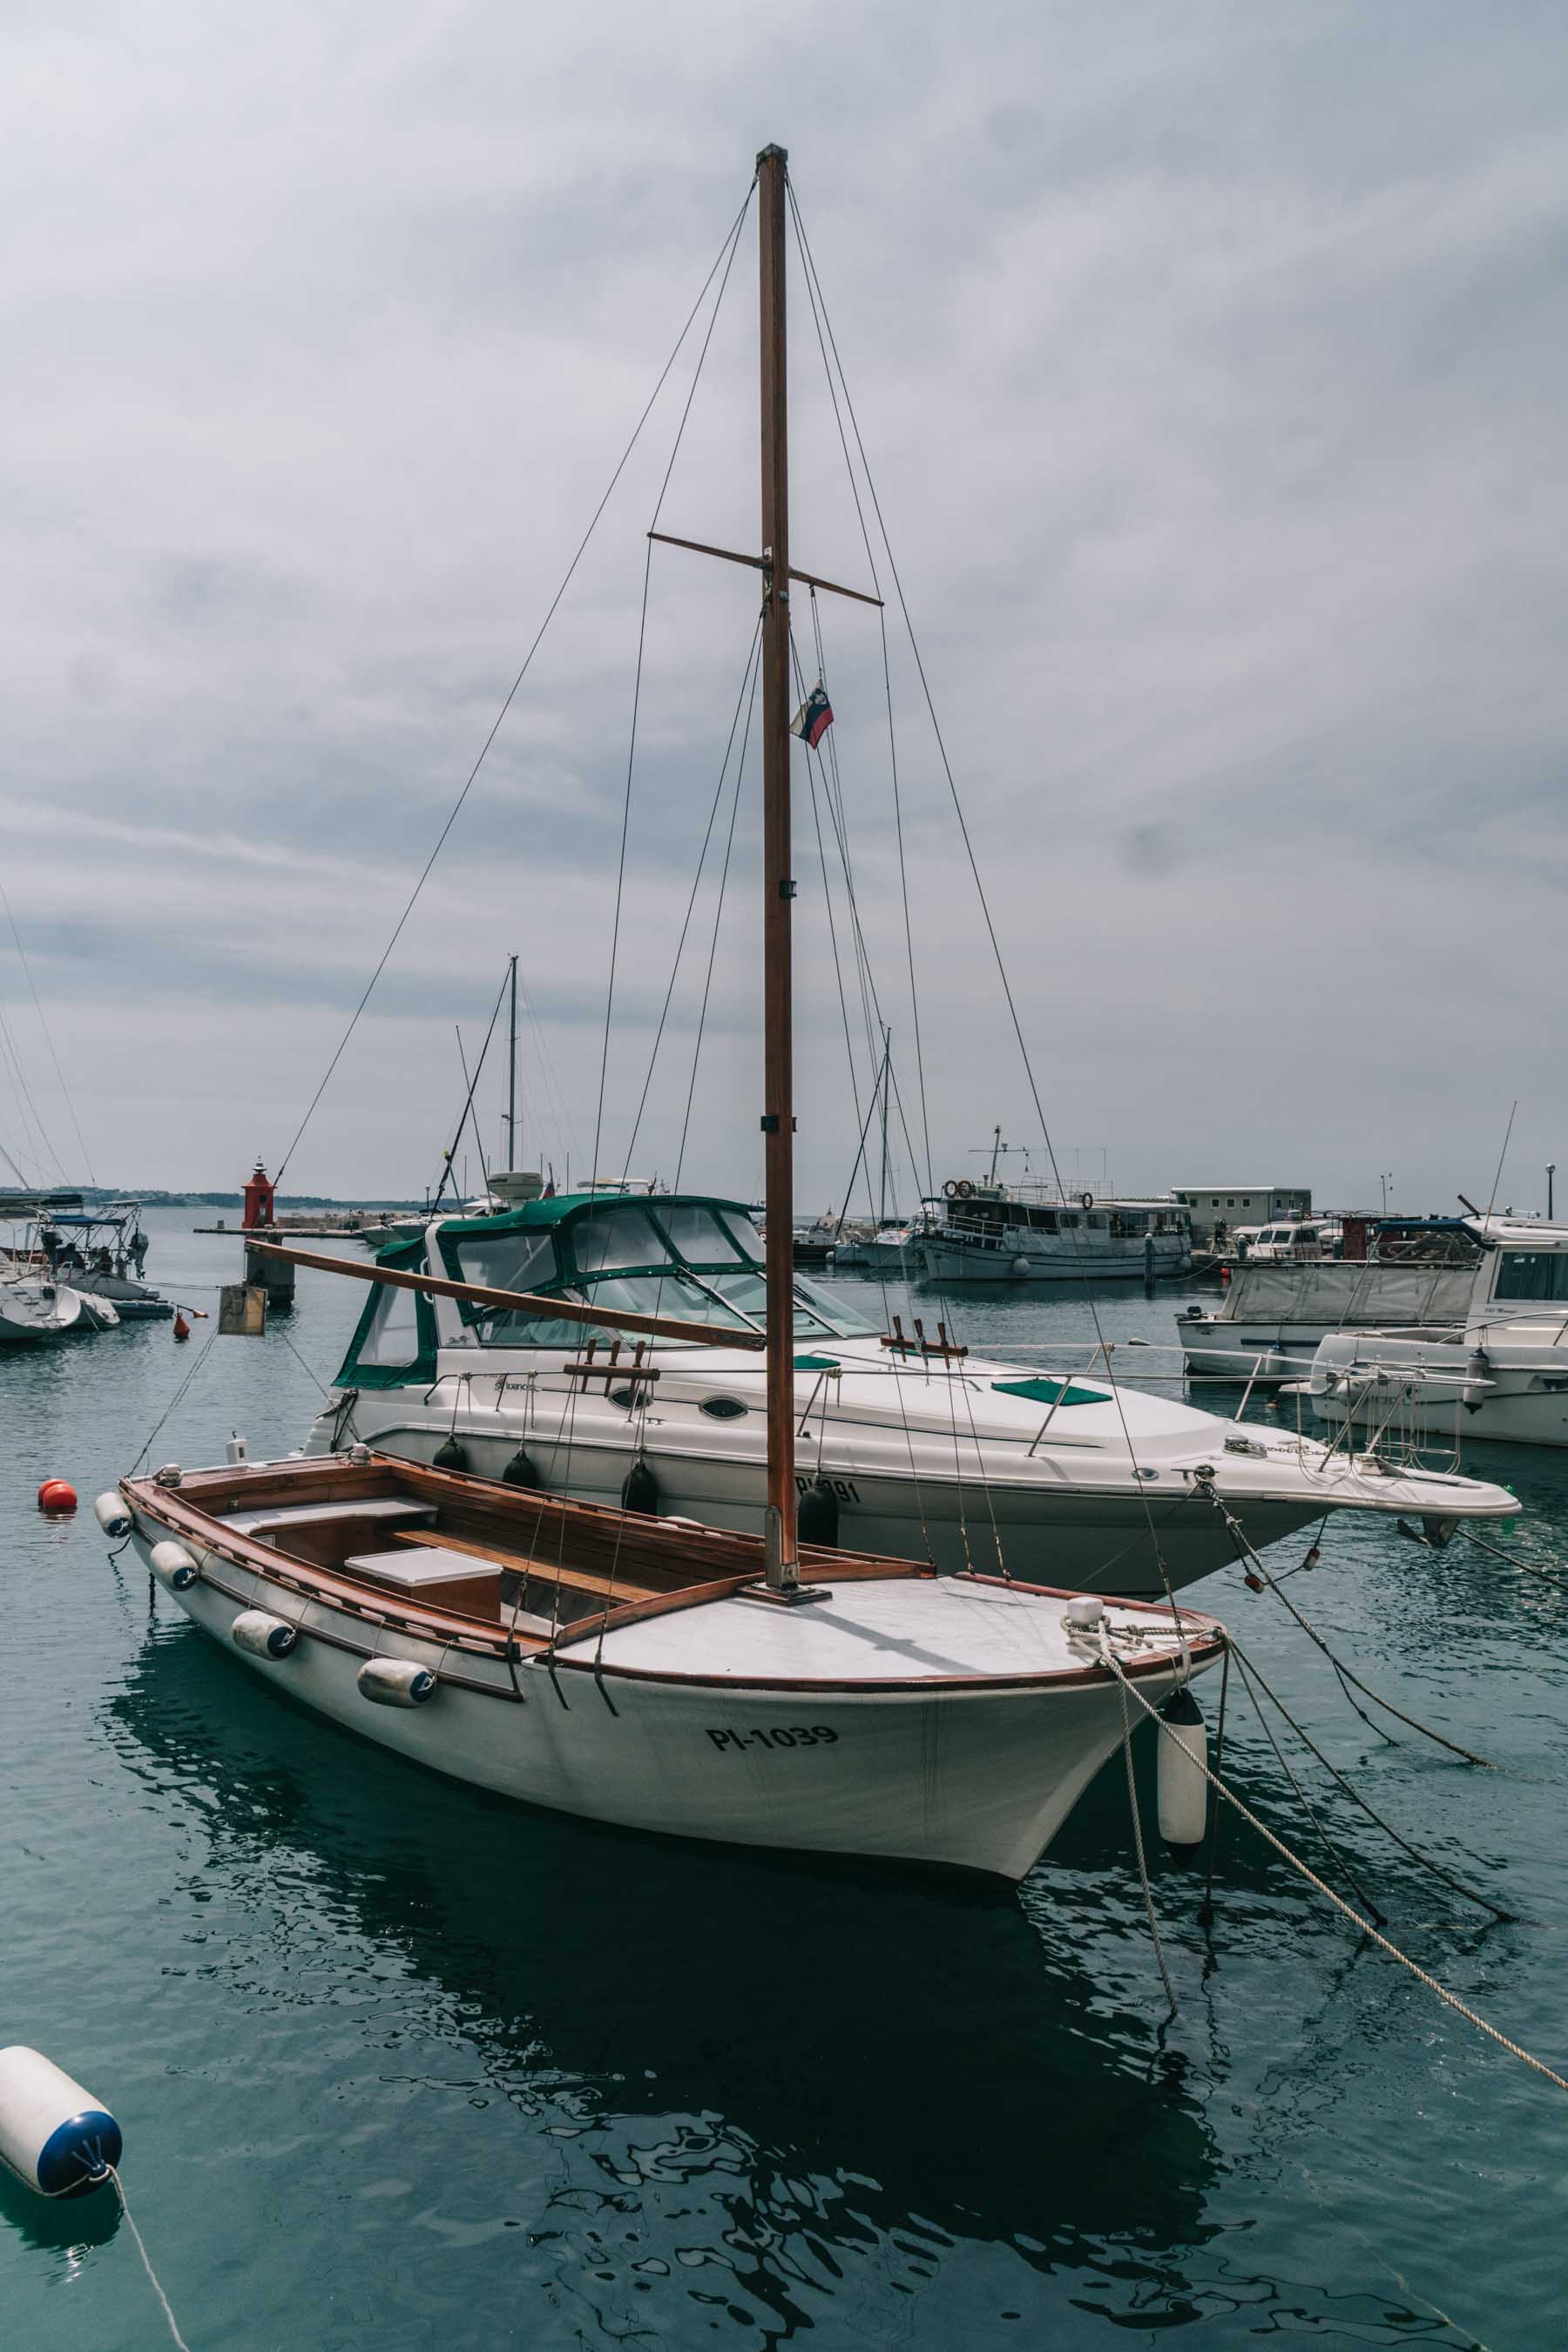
[3,1210,1564,2349]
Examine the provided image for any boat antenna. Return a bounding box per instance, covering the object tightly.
[1484,1100,1518,1224]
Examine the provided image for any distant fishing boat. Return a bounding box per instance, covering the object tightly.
[922,1178,1194,1283]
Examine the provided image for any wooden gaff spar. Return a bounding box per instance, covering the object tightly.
[115,145,1227,1881]
[243,1238,767,1353]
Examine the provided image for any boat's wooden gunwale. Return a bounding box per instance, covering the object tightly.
[125,1470,1225,1698]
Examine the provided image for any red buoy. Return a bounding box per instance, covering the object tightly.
[172,1310,191,1342]
[37,1480,78,1514]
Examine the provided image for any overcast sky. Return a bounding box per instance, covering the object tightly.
[1,3,1564,1216]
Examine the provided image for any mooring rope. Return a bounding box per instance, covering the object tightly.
[1201,1483,1496,1767]
[1227,1643,1386,1924]
[130,1323,223,1475]
[107,2167,193,2351]
[1100,1645,1568,2095]
[1107,1639,1177,2015]
[1458,1524,1568,1597]
[1227,1637,1510,1921]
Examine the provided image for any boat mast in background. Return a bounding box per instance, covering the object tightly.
[505,952,518,1171]
[757,142,801,1596]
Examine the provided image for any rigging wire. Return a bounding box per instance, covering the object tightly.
[1102,1641,1568,2099]
[0,875,96,1182]
[272,182,758,1190]
[673,642,760,1191]
[429,966,511,1211]
[788,189,932,1194]
[591,185,754,1187]
[620,614,765,1181]
[787,179,1183,1606]
[0,997,62,1180]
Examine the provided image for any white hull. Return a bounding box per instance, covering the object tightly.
[126,1494,1217,1882]
[1308,1334,1568,1448]
[70,1270,169,1318]
[832,1240,926,1274]
[317,1367,1516,1596]
[0,1281,84,1343]
[923,1237,1192,1282]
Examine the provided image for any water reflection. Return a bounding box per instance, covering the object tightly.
[106,1625,1224,2328]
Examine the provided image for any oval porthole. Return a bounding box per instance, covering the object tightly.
[607,1386,637,1409]
[700,1396,748,1420]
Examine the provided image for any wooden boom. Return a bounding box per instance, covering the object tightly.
[244,1240,767,1350]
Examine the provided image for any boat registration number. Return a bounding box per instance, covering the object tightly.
[706,1726,840,1752]
[795,1475,860,1501]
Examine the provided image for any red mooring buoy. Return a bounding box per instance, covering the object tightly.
[172,1310,191,1342]
[37,1480,78,1514]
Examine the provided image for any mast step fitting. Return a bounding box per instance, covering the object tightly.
[740,1578,832,1608]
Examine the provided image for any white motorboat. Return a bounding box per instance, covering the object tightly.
[297,1186,1519,1598]
[0,1274,86,1343]
[1307,1218,1568,1448]
[922,1180,1194,1283]
[1179,1224,1480,1384]
[74,1291,122,1331]
[35,1202,172,1318]
[831,1210,936,1274]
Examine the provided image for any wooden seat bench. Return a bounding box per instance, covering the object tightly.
[389,1525,666,1602]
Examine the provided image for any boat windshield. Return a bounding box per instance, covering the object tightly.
[440,1199,879,1345]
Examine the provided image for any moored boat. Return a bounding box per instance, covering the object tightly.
[117,1449,1223,1881]
[1307,1217,1568,1447]
[298,1187,1519,1596]
[0,1274,86,1343]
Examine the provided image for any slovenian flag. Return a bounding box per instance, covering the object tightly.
[789,684,834,749]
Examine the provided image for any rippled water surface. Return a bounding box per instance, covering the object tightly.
[4,1213,1566,2349]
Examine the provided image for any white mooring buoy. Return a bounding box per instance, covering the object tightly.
[0,2046,121,2200]
[1157,1686,1209,1845]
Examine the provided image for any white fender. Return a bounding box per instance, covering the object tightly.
[232,1610,297,1659]
[94,1492,132,1538]
[1157,1686,1208,1845]
[149,1540,199,1591]
[0,2046,121,2199]
[357,1658,436,1708]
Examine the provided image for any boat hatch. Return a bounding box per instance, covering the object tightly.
[990,1377,1105,1409]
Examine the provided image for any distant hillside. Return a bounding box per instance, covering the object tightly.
[82,1189,429,1211]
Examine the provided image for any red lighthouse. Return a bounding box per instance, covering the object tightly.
[241,1159,276,1231]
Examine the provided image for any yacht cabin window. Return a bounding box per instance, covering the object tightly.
[1493,1249,1568,1303]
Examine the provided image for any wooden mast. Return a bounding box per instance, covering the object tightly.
[757,142,801,1594]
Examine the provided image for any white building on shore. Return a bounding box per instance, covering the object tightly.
[1174,1185,1310,1245]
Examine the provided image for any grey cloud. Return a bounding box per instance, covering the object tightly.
[0,3,1564,1210]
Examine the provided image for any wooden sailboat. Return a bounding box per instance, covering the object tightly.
[114,146,1223,1881]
